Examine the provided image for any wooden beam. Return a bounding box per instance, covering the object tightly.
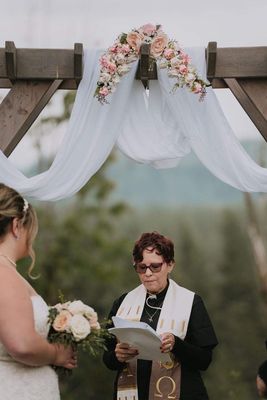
[214,47,267,78]
[0,43,83,82]
[0,79,62,156]
[225,78,267,141]
[0,78,79,90]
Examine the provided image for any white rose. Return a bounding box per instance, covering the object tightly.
[117,64,130,75]
[68,300,88,315]
[99,72,111,83]
[83,306,97,319]
[69,314,91,341]
[113,75,120,84]
[185,73,195,83]
[170,56,181,68]
[115,53,125,64]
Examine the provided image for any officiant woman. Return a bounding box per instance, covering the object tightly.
[103,231,218,400]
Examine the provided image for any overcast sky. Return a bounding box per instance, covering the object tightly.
[1,0,266,168]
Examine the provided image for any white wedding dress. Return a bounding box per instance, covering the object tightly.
[0,295,60,400]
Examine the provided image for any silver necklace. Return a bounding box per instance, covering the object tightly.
[145,294,163,322]
[0,254,17,268]
[145,307,162,323]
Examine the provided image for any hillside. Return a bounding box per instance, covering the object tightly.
[107,140,266,207]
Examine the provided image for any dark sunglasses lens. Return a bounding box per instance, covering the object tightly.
[134,264,147,273]
[134,263,163,273]
[150,263,163,272]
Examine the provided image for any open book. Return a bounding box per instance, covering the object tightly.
[109,316,171,362]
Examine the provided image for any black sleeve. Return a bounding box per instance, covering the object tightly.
[171,294,218,371]
[102,293,128,371]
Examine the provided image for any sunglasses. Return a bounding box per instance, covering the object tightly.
[133,262,163,274]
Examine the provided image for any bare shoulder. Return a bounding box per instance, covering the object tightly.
[0,264,29,302]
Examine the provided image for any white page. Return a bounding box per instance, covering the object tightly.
[109,317,171,362]
[112,316,156,334]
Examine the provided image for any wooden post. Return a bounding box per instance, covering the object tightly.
[5,41,16,81]
[135,43,157,89]
[206,42,217,82]
[74,43,83,86]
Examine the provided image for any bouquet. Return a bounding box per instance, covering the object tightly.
[47,298,108,374]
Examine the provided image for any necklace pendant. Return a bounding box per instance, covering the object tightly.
[148,317,153,322]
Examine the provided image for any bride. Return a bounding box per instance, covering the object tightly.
[0,183,77,400]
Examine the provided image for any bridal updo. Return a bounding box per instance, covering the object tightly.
[0,183,38,276]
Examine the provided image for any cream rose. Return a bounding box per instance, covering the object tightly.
[117,64,131,75]
[68,300,88,315]
[69,314,91,341]
[99,72,112,83]
[126,31,144,52]
[83,307,97,319]
[150,33,168,58]
[52,310,72,332]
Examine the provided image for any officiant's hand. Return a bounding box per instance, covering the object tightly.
[160,333,175,353]
[115,342,139,363]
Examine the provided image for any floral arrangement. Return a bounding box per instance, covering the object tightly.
[48,298,108,374]
[94,23,209,104]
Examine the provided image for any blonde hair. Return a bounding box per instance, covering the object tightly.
[0,183,38,277]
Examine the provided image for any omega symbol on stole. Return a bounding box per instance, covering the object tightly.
[154,376,177,399]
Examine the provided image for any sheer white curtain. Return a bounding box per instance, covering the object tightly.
[0,47,267,200]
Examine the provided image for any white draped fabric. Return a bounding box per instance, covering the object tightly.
[0,47,267,200]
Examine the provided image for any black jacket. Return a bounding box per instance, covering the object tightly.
[103,284,218,400]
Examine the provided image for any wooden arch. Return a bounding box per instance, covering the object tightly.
[0,41,266,156]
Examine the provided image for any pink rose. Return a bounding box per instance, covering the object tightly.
[163,48,175,60]
[179,64,188,74]
[126,31,144,52]
[109,45,118,53]
[150,33,168,58]
[180,52,190,64]
[100,56,109,68]
[106,62,117,74]
[139,23,157,36]
[193,82,203,93]
[53,310,72,332]
[99,87,109,96]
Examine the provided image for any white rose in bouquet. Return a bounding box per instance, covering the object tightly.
[69,314,91,341]
[68,300,88,315]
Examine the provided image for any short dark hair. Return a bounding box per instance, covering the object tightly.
[132,231,174,264]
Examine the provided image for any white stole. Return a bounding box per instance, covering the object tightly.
[117,279,194,339]
[116,279,194,400]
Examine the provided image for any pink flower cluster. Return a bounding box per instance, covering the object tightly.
[159,41,207,99]
[94,24,208,104]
